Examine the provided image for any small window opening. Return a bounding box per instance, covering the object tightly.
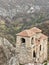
[21,38,25,43]
[38,39,40,42]
[40,45,41,51]
[31,38,33,45]
[33,51,36,57]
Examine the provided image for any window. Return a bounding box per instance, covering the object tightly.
[33,51,36,57]
[40,45,41,51]
[38,39,40,42]
[21,38,25,43]
[31,38,33,45]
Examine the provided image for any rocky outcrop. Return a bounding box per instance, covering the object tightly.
[16,46,33,64]
[0,37,19,65]
[0,46,7,65]
[0,37,33,65]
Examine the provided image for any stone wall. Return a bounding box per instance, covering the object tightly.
[16,36,31,48]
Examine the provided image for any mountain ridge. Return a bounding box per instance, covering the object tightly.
[0,0,49,18]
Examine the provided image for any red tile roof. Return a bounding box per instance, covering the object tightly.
[30,27,42,33]
[16,30,35,37]
[16,27,42,37]
[39,33,48,39]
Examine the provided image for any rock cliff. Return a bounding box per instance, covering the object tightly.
[0,37,33,65]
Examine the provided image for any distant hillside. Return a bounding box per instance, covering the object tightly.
[0,15,49,46]
[0,0,49,18]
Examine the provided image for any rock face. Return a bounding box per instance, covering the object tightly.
[0,46,7,65]
[16,46,33,64]
[0,37,19,65]
[0,37,33,65]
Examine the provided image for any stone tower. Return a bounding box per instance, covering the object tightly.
[16,27,48,64]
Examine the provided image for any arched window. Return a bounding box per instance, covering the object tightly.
[31,38,33,45]
[33,51,36,57]
[21,38,25,43]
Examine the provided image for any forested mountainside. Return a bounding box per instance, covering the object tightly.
[0,0,49,18]
[0,18,49,65]
[0,0,49,46]
[0,15,49,46]
[37,21,49,38]
[0,0,49,65]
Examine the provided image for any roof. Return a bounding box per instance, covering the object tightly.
[16,27,42,37]
[16,30,35,37]
[39,33,48,39]
[30,27,42,33]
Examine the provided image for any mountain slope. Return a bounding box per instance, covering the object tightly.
[0,0,49,18]
[37,21,49,38]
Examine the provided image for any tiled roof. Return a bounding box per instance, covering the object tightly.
[16,30,35,37]
[30,27,42,33]
[39,33,48,39]
[16,27,42,37]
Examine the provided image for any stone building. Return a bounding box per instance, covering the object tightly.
[16,27,48,64]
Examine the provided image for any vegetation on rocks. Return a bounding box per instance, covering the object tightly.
[0,13,49,46]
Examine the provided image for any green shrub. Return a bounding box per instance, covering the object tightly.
[44,62,47,65]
